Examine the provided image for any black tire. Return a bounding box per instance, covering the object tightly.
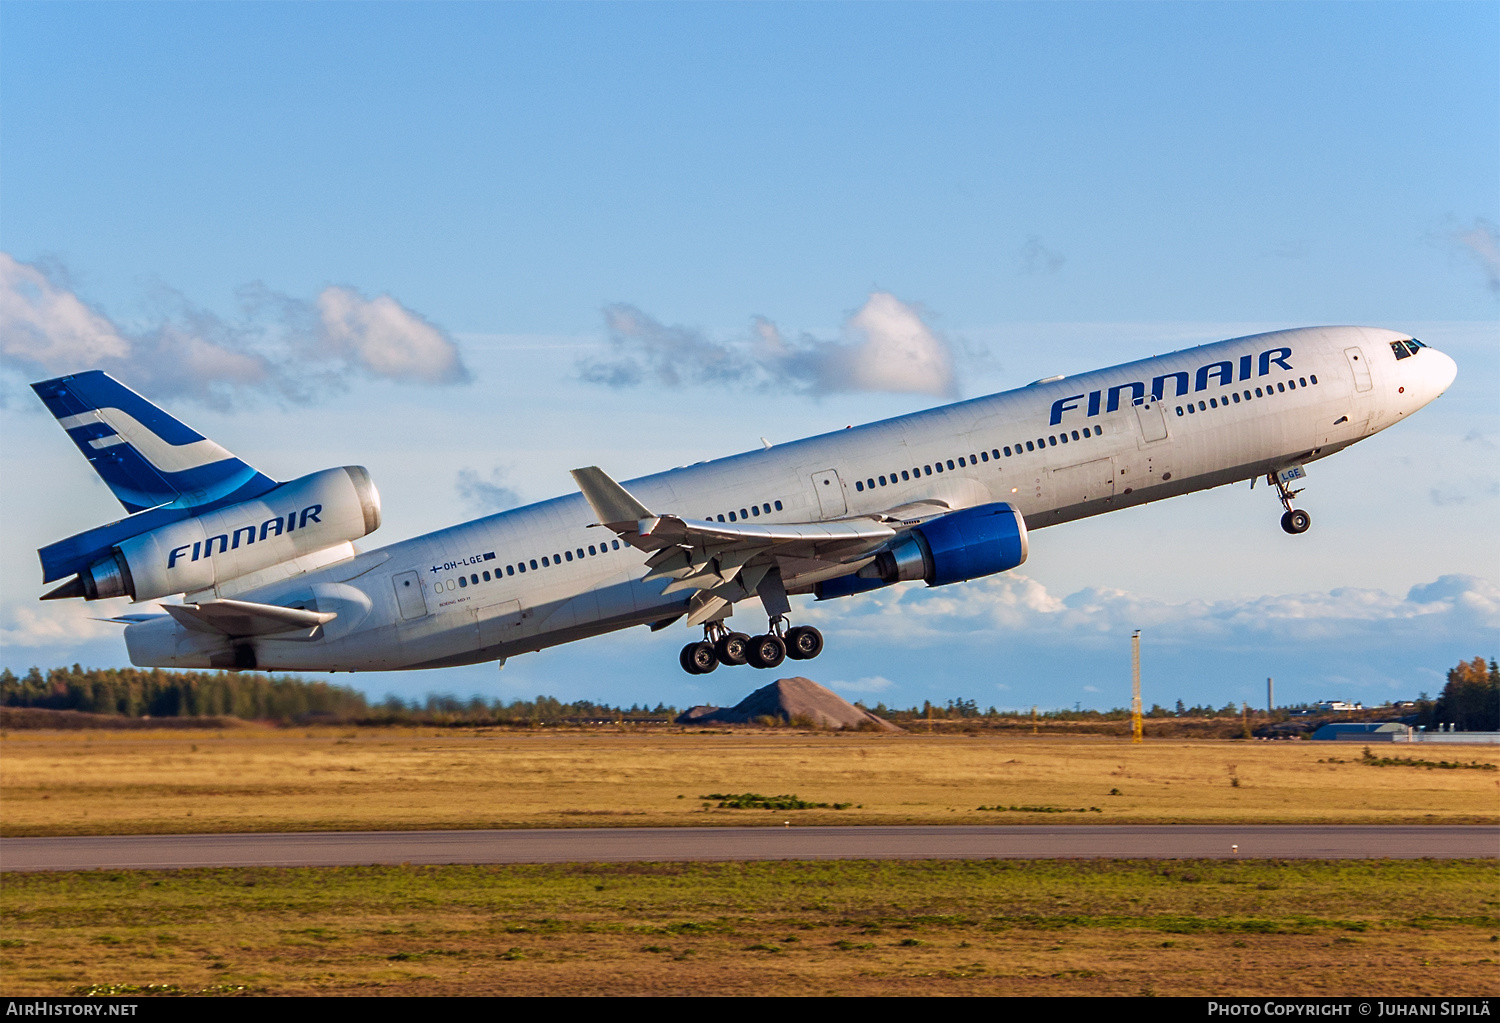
[714,632,751,666]
[680,641,718,674]
[1281,509,1311,534]
[745,634,787,670]
[784,625,824,660]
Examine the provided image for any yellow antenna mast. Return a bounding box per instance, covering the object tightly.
[1131,629,1143,744]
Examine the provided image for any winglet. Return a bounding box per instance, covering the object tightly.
[570,467,654,529]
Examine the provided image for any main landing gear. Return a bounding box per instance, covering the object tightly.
[679,617,824,675]
[1270,471,1311,535]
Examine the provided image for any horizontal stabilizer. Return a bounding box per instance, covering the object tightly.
[570,466,654,528]
[162,599,337,637]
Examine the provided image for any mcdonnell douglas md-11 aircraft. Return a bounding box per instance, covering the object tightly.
[32,325,1455,675]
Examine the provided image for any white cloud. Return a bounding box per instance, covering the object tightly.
[1019,235,1067,275]
[317,286,469,385]
[456,465,522,514]
[0,254,469,402]
[824,675,895,694]
[581,291,960,398]
[0,254,131,369]
[0,597,135,648]
[1453,218,1500,295]
[802,572,1500,652]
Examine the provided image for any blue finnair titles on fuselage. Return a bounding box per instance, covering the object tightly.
[36,325,1453,673]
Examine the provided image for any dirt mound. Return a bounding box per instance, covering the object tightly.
[674,677,901,731]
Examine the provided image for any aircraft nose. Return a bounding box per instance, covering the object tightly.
[1428,348,1458,395]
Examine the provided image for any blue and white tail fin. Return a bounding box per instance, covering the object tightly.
[31,371,278,514]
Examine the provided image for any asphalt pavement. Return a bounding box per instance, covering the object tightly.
[2,824,1495,871]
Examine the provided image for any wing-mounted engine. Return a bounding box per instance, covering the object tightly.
[42,466,382,603]
[815,502,1029,599]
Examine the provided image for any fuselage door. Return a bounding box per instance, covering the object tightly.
[811,469,847,518]
[1345,347,1373,392]
[392,571,428,620]
[1134,398,1169,444]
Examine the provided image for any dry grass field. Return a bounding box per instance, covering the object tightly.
[2,726,1496,836]
[1,859,1494,997]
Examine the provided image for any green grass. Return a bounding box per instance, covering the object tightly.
[5,860,1496,996]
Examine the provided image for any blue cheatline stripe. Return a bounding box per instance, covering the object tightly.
[30,371,278,516]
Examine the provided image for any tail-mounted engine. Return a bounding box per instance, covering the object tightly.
[44,466,381,603]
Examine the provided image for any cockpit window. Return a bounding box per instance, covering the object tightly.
[1390,340,1412,361]
[1403,340,1423,357]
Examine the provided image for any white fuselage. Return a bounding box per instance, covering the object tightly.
[123,325,1455,672]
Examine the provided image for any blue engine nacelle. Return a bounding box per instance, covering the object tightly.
[815,502,1029,599]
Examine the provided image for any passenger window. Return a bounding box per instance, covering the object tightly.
[957,457,966,467]
[1071,431,1079,440]
[507,565,515,576]
[459,576,467,588]
[1004,446,1012,456]
[1025,441,1034,452]
[1277,383,1285,393]
[749,506,758,517]
[577,548,584,559]
[867,479,875,489]
[1059,433,1068,444]
[1309,374,1318,385]
[947,459,955,470]
[774,501,783,511]
[564,551,573,562]
[717,515,725,522]
[855,481,864,492]
[1298,377,1306,387]
[588,545,596,555]
[1288,379,1296,389]
[980,451,989,462]
[1243,391,1251,400]
[878,475,886,486]
[1176,406,1184,416]
[542,557,549,567]
[924,465,932,475]
[740,509,748,519]
[1198,401,1206,410]
[612,540,620,549]
[728,511,737,521]
[531,559,538,570]
[483,571,491,581]
[472,574,479,584]
[901,470,910,481]
[1209,398,1217,408]
[970,454,977,463]
[1255,387,1263,397]
[1047,437,1056,446]
[1187,404,1195,414]
[1081,428,1090,438]
[935,462,944,473]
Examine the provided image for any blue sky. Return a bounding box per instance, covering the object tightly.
[2,2,1496,712]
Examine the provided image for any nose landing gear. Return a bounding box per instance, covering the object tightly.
[1270,469,1311,534]
[678,616,824,673]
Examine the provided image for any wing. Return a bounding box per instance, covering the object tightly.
[572,466,907,626]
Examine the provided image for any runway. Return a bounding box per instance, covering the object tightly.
[2,825,1495,871]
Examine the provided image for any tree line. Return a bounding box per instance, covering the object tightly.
[0,665,674,725]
